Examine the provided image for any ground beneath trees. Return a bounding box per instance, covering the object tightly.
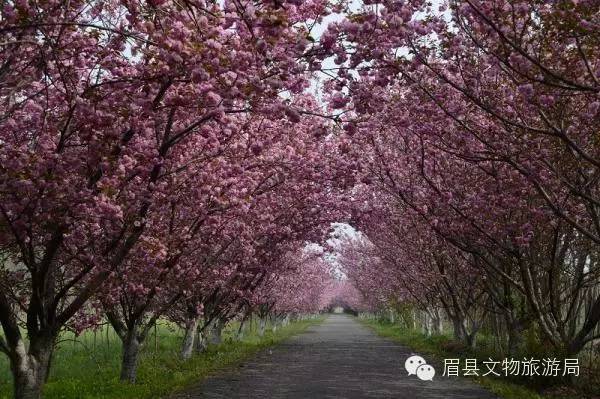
[169,314,497,399]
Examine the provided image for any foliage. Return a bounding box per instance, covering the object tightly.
[360,317,597,399]
[0,318,322,399]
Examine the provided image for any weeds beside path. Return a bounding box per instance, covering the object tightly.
[0,317,323,399]
[359,318,594,399]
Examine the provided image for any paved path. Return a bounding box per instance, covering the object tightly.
[171,314,498,399]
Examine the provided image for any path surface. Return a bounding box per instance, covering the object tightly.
[170,314,498,399]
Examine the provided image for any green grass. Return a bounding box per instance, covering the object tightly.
[358,317,557,399]
[0,316,323,399]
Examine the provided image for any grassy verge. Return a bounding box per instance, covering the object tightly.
[358,318,580,399]
[0,316,323,399]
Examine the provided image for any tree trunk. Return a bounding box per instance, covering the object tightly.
[433,310,443,335]
[466,333,477,349]
[567,295,600,356]
[236,317,247,341]
[507,328,521,356]
[451,316,467,342]
[258,316,267,337]
[11,336,53,399]
[120,332,142,383]
[181,316,200,360]
[412,309,417,330]
[13,369,44,399]
[195,327,207,353]
[466,319,481,349]
[271,316,281,332]
[207,318,224,345]
[506,318,527,356]
[425,312,433,336]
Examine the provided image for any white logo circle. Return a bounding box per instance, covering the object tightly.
[404,355,427,376]
[416,364,436,381]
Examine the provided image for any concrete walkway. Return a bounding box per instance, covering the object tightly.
[170,314,498,399]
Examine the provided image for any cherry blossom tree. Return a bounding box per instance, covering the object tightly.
[0,0,344,396]
[320,0,600,356]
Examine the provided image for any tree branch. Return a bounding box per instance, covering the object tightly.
[0,335,8,355]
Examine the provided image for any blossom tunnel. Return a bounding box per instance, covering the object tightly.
[0,0,599,398]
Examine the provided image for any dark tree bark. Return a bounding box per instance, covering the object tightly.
[120,330,142,383]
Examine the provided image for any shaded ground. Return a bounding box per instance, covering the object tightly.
[169,314,498,399]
